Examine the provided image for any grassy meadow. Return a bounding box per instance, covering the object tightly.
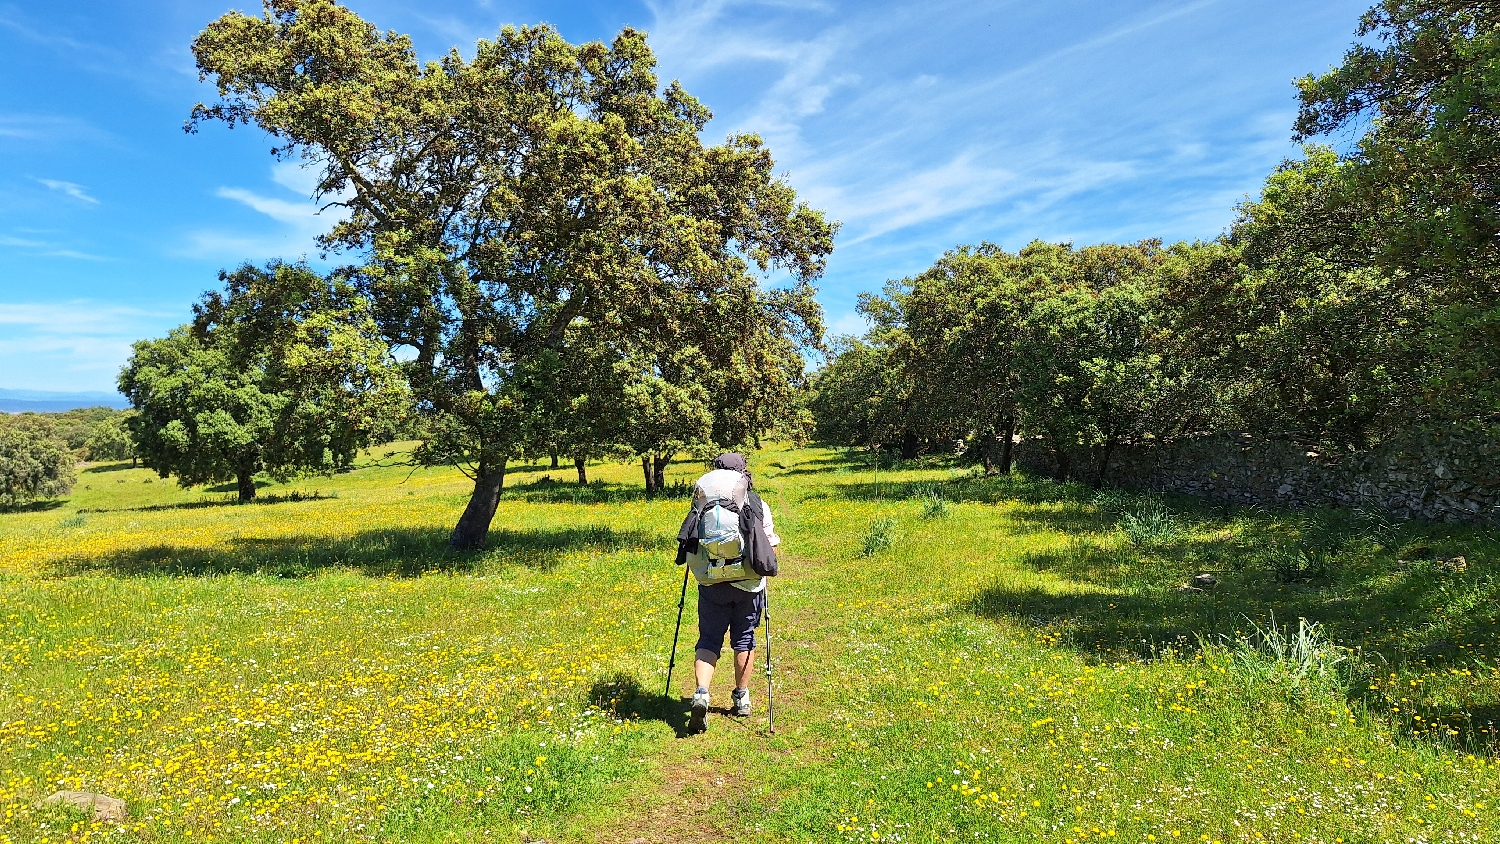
[2,446,1499,843]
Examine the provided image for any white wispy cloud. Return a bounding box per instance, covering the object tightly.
[0,301,181,390]
[215,188,324,228]
[0,301,167,331]
[181,163,349,261]
[645,0,862,154]
[0,232,109,261]
[645,0,1290,271]
[34,177,99,205]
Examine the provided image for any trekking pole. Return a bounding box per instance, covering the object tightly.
[764,588,775,734]
[665,565,690,700]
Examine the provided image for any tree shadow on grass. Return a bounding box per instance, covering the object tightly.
[588,672,692,738]
[57,524,664,578]
[1,499,65,514]
[822,473,1095,508]
[766,452,864,477]
[81,491,336,514]
[967,520,1500,754]
[977,529,1499,665]
[507,478,694,505]
[81,461,137,474]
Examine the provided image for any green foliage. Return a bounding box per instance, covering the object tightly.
[1287,0,1500,430]
[1,407,121,456]
[0,425,75,508]
[1295,0,1500,284]
[1224,147,1429,445]
[807,337,907,449]
[816,240,1229,480]
[84,412,136,462]
[120,262,407,501]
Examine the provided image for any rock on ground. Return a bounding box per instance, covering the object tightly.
[41,791,127,822]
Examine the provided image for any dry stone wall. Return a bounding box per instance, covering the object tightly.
[1014,428,1500,525]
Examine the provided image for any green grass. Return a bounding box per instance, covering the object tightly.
[2,447,1498,843]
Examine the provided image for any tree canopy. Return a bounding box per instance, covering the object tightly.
[815,241,1224,482]
[120,262,407,502]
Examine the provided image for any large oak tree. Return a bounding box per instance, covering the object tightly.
[190,0,834,549]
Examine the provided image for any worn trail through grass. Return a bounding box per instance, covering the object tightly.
[3,446,1499,843]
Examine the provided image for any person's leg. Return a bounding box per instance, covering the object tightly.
[733,648,755,688]
[690,585,732,733]
[693,584,732,690]
[694,654,716,689]
[727,588,765,716]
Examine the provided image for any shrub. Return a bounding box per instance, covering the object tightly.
[0,426,76,508]
[862,518,900,556]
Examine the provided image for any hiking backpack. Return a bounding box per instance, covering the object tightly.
[697,498,756,583]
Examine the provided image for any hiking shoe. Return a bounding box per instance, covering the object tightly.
[731,688,751,717]
[689,689,710,734]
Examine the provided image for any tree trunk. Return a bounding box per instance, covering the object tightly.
[575,456,588,485]
[236,469,257,503]
[652,454,668,492]
[1049,437,1071,482]
[998,416,1016,475]
[449,457,507,551]
[1093,439,1117,488]
[641,456,657,496]
[550,453,559,470]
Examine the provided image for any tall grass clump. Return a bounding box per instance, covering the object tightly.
[1090,487,1135,514]
[1210,616,1355,696]
[1262,547,1331,583]
[862,517,900,556]
[1118,501,1182,546]
[921,493,949,520]
[910,483,950,519]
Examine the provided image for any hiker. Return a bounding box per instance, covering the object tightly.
[674,453,780,733]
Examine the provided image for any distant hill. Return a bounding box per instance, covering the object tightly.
[0,388,129,413]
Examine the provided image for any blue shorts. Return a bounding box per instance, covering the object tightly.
[695,583,765,660]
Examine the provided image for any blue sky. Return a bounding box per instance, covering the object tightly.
[0,0,1368,394]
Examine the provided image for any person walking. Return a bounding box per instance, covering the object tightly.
[673,453,780,734]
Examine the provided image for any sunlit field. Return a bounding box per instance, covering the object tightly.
[3,446,1498,843]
